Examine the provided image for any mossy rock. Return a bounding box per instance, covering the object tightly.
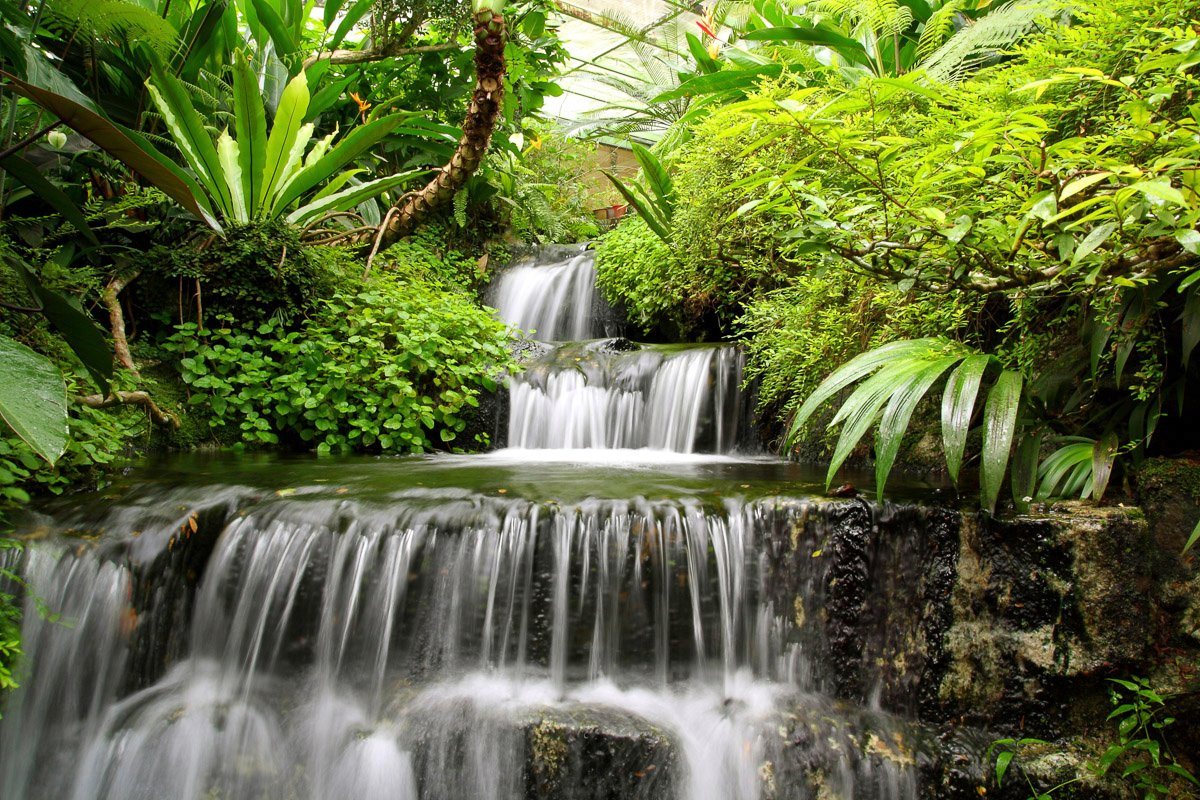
[1134,456,1200,553]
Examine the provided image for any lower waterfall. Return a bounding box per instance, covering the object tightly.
[0,459,958,800]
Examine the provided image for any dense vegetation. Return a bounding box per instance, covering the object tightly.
[0,0,1197,788]
[596,0,1200,515]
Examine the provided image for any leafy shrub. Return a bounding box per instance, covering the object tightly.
[373,223,489,294]
[594,215,685,335]
[500,126,602,244]
[740,273,979,422]
[144,220,358,323]
[166,274,515,454]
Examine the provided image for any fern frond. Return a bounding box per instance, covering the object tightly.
[922,0,1065,83]
[47,0,179,55]
[916,0,966,61]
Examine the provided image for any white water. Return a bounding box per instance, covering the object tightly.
[0,247,929,800]
[491,247,601,341]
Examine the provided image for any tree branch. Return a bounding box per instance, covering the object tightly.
[303,42,459,70]
[76,391,179,428]
[102,270,140,375]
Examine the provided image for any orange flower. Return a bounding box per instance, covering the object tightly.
[349,91,372,122]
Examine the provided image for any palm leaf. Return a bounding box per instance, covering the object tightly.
[980,369,1024,513]
[941,353,990,483]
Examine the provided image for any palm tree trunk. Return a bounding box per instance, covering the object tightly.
[377,3,508,247]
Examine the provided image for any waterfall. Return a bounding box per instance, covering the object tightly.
[0,245,955,800]
[490,247,604,341]
[1,485,936,800]
[507,343,746,453]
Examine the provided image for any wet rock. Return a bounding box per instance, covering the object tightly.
[594,337,639,354]
[933,505,1156,736]
[522,708,676,800]
[1134,456,1200,554]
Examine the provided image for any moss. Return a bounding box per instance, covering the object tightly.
[1134,456,1200,552]
[530,719,569,786]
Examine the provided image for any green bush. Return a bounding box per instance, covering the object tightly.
[741,274,978,422]
[594,215,684,335]
[143,220,359,323]
[502,126,602,244]
[373,223,490,295]
[166,273,515,454]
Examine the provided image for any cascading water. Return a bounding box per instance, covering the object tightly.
[492,249,749,454]
[0,247,969,800]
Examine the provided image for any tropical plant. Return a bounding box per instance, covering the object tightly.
[739,0,1065,83]
[990,677,1199,799]
[143,56,421,231]
[602,142,675,242]
[0,335,68,465]
[785,338,1025,510]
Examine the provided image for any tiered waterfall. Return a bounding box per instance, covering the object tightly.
[0,245,970,800]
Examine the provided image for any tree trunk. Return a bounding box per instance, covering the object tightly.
[376,6,508,247]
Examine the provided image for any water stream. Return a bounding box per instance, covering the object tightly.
[0,248,961,800]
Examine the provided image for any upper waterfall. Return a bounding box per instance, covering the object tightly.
[490,246,611,342]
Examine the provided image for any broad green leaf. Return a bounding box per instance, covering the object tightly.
[1131,180,1186,207]
[1,155,97,245]
[652,65,785,103]
[631,142,674,218]
[875,356,960,499]
[995,750,1014,786]
[0,334,68,464]
[826,357,933,488]
[1091,430,1118,500]
[2,71,219,229]
[146,62,234,216]
[602,170,670,241]
[216,130,248,222]
[788,338,947,446]
[232,53,268,215]
[980,369,1023,513]
[287,171,419,226]
[271,113,408,213]
[1011,429,1042,513]
[265,121,315,211]
[941,354,990,484]
[327,0,375,50]
[9,257,112,393]
[248,0,297,64]
[261,74,311,210]
[1059,171,1111,203]
[742,24,872,68]
[1071,222,1117,268]
[310,168,363,202]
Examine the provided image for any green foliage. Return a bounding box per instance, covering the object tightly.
[165,274,515,454]
[146,219,358,323]
[602,143,675,242]
[991,678,1199,799]
[373,223,488,293]
[45,0,180,56]
[497,127,601,244]
[785,337,1025,510]
[594,215,683,335]
[739,273,977,423]
[0,335,68,465]
[143,61,420,231]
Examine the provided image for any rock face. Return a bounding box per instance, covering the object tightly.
[932,505,1158,736]
[523,709,676,800]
